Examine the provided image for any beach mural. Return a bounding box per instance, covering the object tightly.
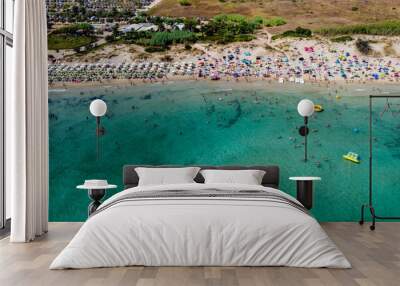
[47,1,400,222]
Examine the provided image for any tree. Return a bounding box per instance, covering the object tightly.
[72,6,79,15]
[111,7,118,17]
[105,35,115,42]
[112,23,120,37]
[183,18,198,32]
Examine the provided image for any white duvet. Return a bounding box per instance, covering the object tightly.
[50,183,351,269]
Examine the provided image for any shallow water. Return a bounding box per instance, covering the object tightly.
[49,81,400,222]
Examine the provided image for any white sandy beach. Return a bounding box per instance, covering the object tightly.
[48,33,400,87]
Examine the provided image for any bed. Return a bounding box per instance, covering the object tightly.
[50,165,350,269]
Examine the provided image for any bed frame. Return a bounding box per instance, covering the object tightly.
[123,165,280,189]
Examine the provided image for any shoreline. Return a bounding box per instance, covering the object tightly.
[49,76,400,91]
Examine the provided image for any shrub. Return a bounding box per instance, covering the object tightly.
[331,35,353,42]
[179,0,192,6]
[356,39,372,55]
[105,35,116,42]
[250,16,286,27]
[145,46,167,53]
[263,17,287,27]
[161,55,173,62]
[53,23,95,36]
[272,27,312,39]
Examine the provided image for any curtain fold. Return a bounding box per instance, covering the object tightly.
[8,0,49,242]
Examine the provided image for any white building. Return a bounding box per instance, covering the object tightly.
[120,23,158,33]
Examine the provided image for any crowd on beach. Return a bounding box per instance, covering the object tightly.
[48,45,400,85]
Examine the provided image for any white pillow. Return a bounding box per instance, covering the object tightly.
[200,169,266,185]
[135,167,200,186]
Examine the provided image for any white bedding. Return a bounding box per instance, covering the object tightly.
[50,183,351,269]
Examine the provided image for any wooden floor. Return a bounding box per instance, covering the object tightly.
[0,222,399,286]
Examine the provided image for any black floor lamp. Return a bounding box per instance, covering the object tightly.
[89,99,107,160]
[359,94,400,231]
[297,99,315,162]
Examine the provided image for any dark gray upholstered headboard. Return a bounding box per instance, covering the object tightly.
[123,165,280,189]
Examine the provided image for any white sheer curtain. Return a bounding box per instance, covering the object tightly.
[8,0,49,242]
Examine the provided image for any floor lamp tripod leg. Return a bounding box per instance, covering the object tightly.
[370,206,376,231]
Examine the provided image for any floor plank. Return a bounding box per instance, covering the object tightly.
[0,222,399,286]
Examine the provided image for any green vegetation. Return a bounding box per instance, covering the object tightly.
[272,27,312,40]
[202,14,278,44]
[206,14,285,34]
[178,0,192,6]
[206,14,261,34]
[262,17,287,27]
[115,13,277,51]
[249,16,286,27]
[52,23,95,36]
[59,13,285,53]
[119,29,197,50]
[48,4,136,23]
[48,34,95,50]
[149,31,197,46]
[331,35,354,42]
[317,20,400,36]
[48,23,97,50]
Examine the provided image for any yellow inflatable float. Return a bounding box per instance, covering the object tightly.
[343,152,360,164]
[314,104,324,112]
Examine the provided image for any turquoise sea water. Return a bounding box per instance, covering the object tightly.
[49,81,400,222]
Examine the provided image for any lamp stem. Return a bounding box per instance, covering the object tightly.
[96,117,100,160]
[304,116,308,162]
[96,117,101,136]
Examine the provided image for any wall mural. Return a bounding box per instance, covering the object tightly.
[47,0,400,222]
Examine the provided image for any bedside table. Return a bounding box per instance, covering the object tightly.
[77,180,117,216]
[289,177,321,210]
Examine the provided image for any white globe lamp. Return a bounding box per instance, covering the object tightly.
[90,99,107,117]
[297,99,314,117]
